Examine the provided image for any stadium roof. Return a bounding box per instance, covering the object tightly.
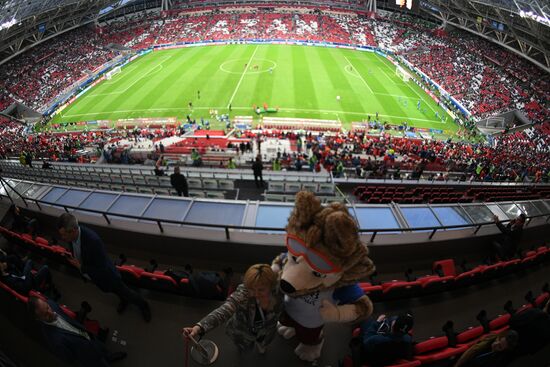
[0,0,137,62]
[422,0,550,70]
[0,0,548,69]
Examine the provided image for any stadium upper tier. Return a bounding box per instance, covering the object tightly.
[0,7,548,124]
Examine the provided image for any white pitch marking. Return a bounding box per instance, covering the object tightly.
[103,65,139,85]
[227,45,260,108]
[87,55,175,97]
[375,54,439,117]
[344,65,417,100]
[344,55,374,94]
[63,105,444,124]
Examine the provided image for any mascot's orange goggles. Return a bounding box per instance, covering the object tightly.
[285,234,342,274]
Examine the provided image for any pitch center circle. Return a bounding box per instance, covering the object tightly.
[220,58,277,74]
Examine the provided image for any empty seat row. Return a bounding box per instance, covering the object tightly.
[359,251,549,302]
[1,166,234,194]
[354,184,542,204]
[187,178,234,190]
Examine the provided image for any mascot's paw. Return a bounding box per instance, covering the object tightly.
[319,299,340,322]
[277,323,296,339]
[294,339,324,362]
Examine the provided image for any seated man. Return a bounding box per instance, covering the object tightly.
[508,302,550,357]
[2,204,36,234]
[358,313,414,366]
[454,330,518,367]
[0,255,60,299]
[28,296,126,367]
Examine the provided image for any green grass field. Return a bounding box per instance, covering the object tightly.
[51,44,457,135]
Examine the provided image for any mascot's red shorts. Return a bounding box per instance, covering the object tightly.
[279,311,323,345]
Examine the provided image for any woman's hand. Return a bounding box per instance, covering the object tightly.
[182,325,202,339]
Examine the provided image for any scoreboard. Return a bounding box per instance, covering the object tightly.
[391,0,420,12]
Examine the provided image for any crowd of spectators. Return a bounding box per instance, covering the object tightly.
[1,114,549,183]
[0,27,114,112]
[0,120,117,163]
[252,124,550,183]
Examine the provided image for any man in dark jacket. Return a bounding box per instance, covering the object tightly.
[492,213,526,261]
[252,155,264,188]
[28,296,126,367]
[358,313,414,366]
[170,166,189,197]
[509,305,550,357]
[57,213,151,322]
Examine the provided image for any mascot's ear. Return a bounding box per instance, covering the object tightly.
[322,210,361,259]
[287,191,322,232]
[322,208,376,282]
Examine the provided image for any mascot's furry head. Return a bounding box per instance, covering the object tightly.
[279,191,375,297]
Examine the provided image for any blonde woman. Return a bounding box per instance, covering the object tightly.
[182,264,283,353]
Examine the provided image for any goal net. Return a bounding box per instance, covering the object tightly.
[395,65,412,82]
[105,66,122,80]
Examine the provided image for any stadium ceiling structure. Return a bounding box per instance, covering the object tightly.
[0,0,549,71]
[0,0,132,62]
[421,0,550,70]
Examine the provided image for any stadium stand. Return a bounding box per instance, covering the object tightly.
[0,8,547,123]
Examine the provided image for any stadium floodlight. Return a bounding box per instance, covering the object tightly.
[395,0,414,10]
[514,0,550,26]
[0,17,17,31]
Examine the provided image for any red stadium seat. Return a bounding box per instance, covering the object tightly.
[456,326,485,346]
[381,280,422,299]
[413,335,468,364]
[117,265,145,285]
[418,275,455,294]
[358,282,383,301]
[488,314,511,332]
[35,237,50,246]
[454,266,483,288]
[139,271,179,293]
[535,293,550,308]
[432,259,456,277]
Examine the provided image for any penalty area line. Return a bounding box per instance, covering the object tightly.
[344,55,374,94]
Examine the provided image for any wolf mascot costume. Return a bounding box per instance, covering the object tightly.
[273,191,375,361]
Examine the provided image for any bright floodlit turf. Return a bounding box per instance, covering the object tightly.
[52,44,457,133]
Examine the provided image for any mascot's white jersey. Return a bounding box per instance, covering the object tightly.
[284,285,364,328]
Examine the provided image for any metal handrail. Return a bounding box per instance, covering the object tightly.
[1,192,548,242]
[2,160,549,187]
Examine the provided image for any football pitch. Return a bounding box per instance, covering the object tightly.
[52,44,458,134]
